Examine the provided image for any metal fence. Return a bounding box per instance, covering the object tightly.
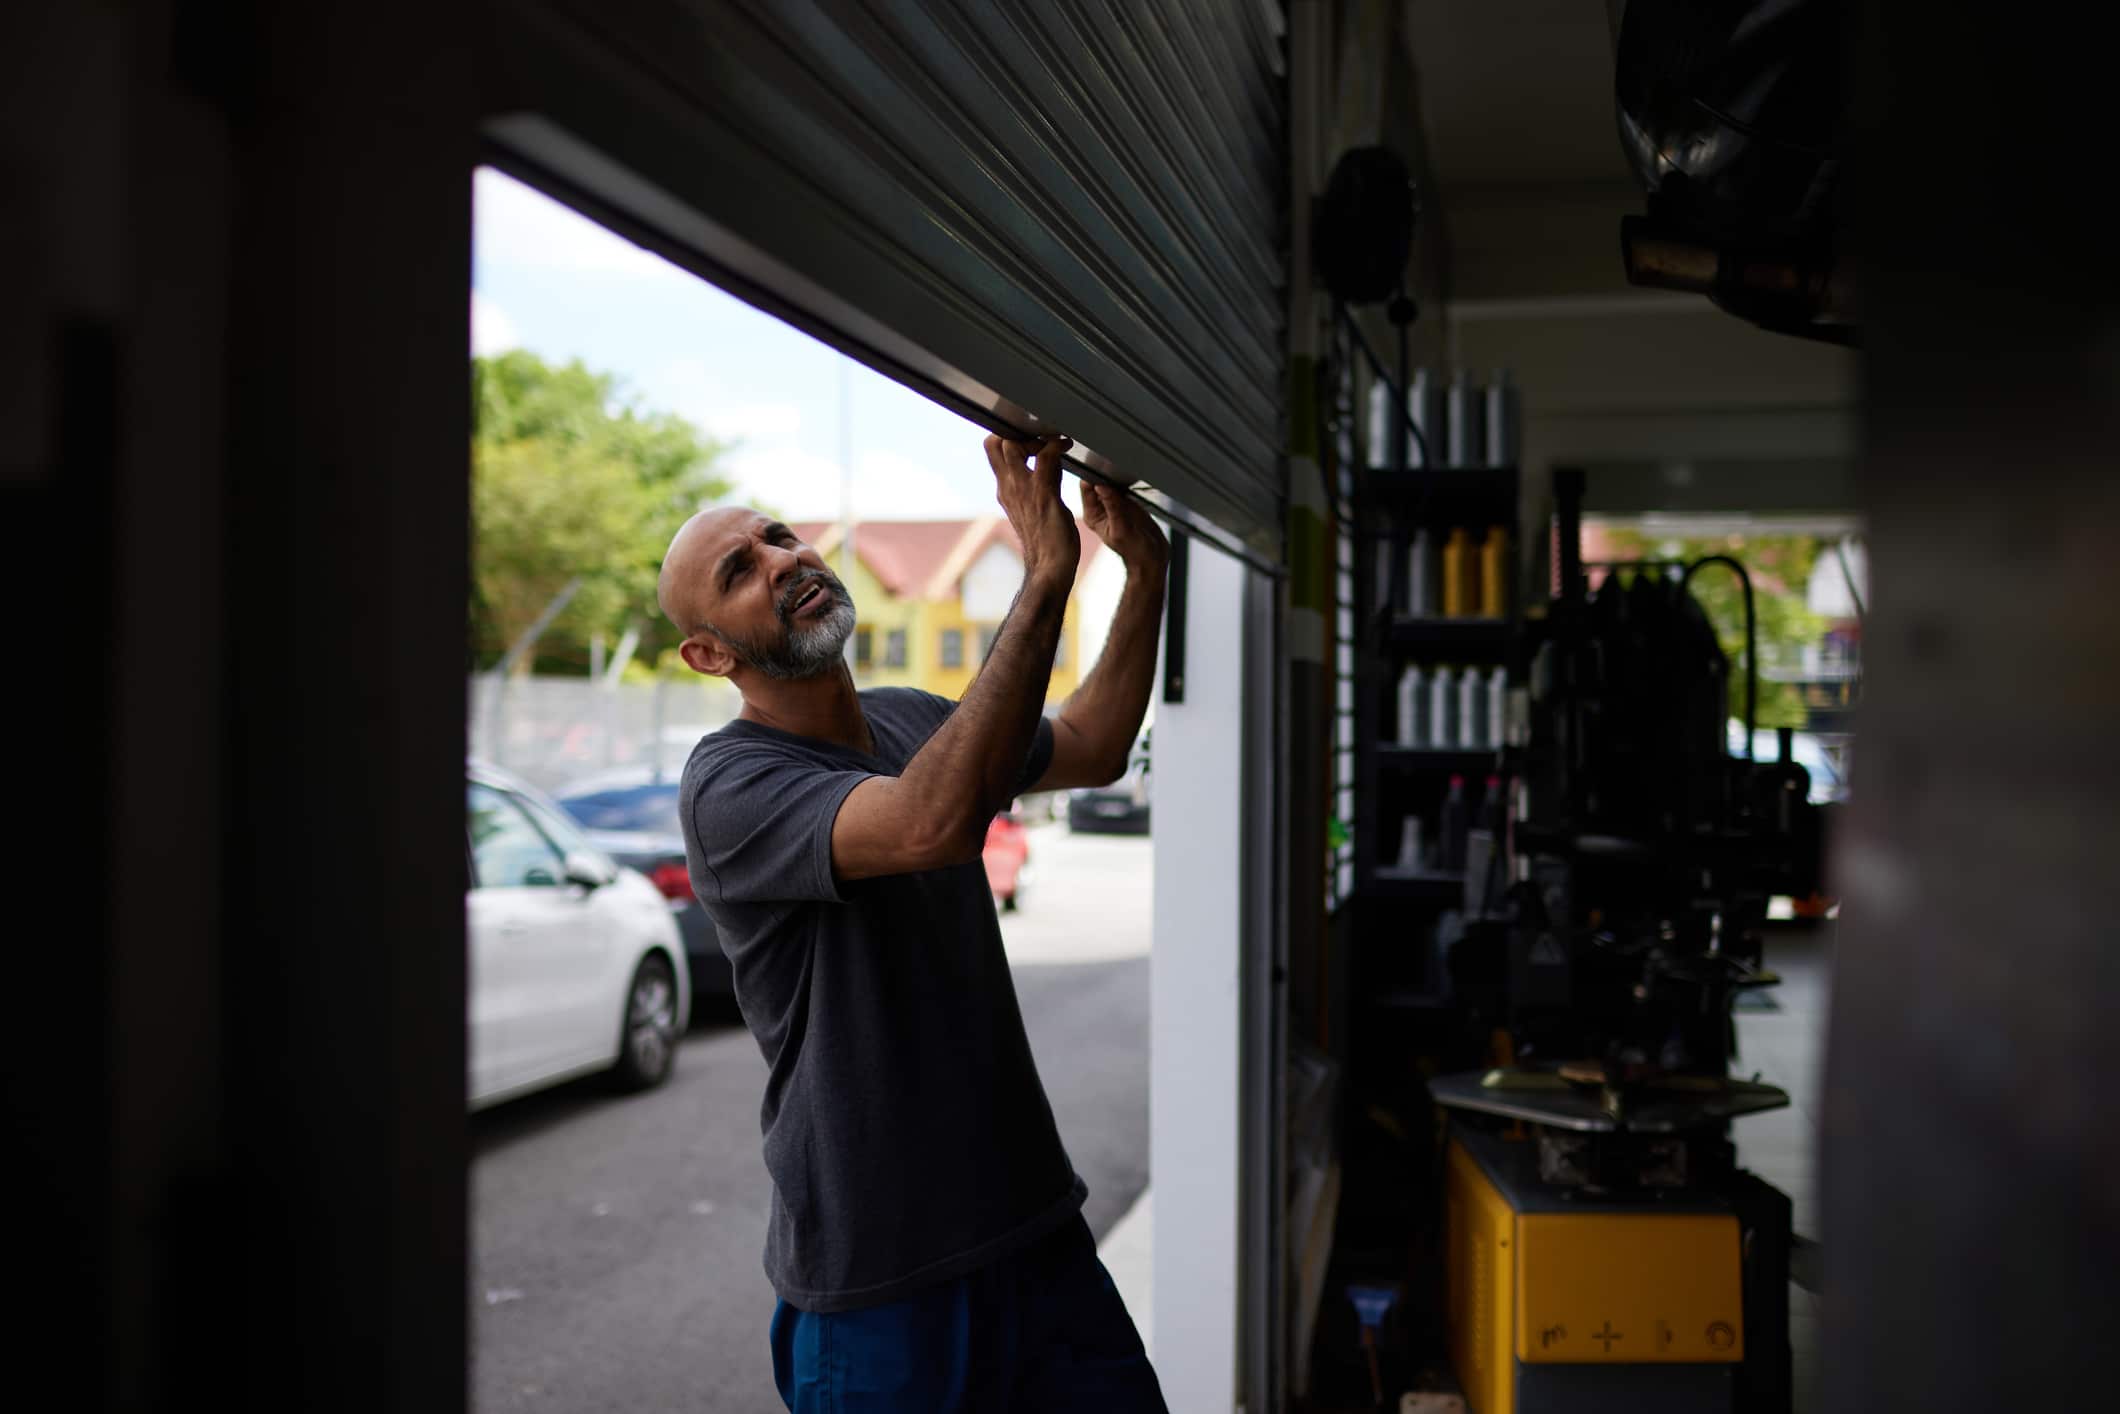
[468,671,741,795]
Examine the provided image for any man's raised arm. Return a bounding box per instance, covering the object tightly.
[828,435,1078,881]
[1033,481,1169,791]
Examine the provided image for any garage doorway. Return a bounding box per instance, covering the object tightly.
[467,167,1161,1412]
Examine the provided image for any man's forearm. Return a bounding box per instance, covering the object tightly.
[898,573,1070,843]
[1055,564,1166,780]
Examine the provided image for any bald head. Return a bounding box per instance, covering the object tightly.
[657,506,757,636]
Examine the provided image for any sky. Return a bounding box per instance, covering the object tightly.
[472,167,1075,523]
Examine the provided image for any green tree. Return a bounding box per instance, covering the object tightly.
[471,351,735,672]
[1598,528,1826,731]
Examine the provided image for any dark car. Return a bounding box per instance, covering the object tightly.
[552,768,731,1000]
[1067,730,1152,835]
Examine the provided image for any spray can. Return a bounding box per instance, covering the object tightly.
[1484,368,1520,469]
[1478,526,1508,618]
[1440,527,1472,618]
[1407,528,1435,618]
[1429,665,1457,750]
[1458,663,1485,748]
[1446,370,1484,469]
[1487,667,1508,750]
[1395,664,1425,746]
[1366,378,1393,469]
[1410,368,1443,469]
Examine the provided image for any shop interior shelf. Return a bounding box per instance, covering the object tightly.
[1367,866,1467,896]
[1384,617,1511,654]
[1357,467,1520,525]
[1374,745,1501,775]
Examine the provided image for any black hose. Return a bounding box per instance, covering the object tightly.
[1683,555,1758,759]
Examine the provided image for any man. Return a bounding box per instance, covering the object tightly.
[658,433,1170,1412]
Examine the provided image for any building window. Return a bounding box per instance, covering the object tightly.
[976,625,1001,662]
[940,628,964,668]
[854,627,873,668]
[884,628,907,668]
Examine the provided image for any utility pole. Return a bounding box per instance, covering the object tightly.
[838,358,857,665]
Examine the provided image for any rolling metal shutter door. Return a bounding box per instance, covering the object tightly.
[487,0,1288,561]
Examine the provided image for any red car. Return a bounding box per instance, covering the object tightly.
[983,810,1031,912]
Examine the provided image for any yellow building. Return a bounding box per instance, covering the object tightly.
[792,518,1104,705]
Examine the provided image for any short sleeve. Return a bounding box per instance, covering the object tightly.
[687,744,874,905]
[906,690,1055,798]
[1018,716,1056,795]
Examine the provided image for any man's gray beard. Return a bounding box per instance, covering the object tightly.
[718,586,857,681]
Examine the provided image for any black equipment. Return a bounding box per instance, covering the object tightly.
[1444,469,1828,1164]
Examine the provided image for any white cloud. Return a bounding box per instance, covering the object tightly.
[722,446,853,521]
[645,356,807,448]
[700,403,805,449]
[474,167,672,279]
[718,446,980,523]
[470,291,519,356]
[852,449,983,519]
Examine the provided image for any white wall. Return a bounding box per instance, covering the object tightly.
[961,539,1023,621]
[1151,539,1246,1411]
[1073,544,1130,679]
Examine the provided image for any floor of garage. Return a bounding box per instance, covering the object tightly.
[1734,923,1833,1412]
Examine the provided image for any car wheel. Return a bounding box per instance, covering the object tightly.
[610,953,679,1091]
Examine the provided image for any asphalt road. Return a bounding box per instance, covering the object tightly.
[470,825,1153,1412]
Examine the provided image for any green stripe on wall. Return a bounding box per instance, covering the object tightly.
[1289,354,1320,462]
[1288,500,1328,615]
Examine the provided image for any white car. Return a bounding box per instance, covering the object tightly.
[466,761,691,1109]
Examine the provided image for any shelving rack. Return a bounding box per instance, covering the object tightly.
[1316,306,1535,1395]
[1347,463,1521,1008]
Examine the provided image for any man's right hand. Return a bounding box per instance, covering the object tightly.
[832,434,1079,882]
[984,434,1080,591]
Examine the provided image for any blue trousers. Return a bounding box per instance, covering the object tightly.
[770,1214,1168,1413]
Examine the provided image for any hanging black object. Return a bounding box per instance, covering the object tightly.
[1312,147,1418,306]
[1614,0,1854,343]
[1615,0,1843,251]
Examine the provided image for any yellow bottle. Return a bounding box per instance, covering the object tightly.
[1479,526,1508,618]
[1441,528,1471,617]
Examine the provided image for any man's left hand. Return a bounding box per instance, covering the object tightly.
[1081,481,1170,575]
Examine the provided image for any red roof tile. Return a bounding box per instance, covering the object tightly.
[788,516,1105,600]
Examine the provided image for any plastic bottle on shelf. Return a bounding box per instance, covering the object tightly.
[1395,664,1425,746]
[1486,667,1508,749]
[1428,665,1456,749]
[1458,664,1485,748]
[1440,774,1470,870]
[1396,813,1424,871]
[1410,368,1442,469]
[1365,378,1389,468]
[1446,370,1484,469]
[1440,527,1472,617]
[1478,526,1508,618]
[1406,528,1435,619]
[1484,368,1520,469]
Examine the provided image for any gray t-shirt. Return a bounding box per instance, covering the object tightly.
[679,687,1084,1312]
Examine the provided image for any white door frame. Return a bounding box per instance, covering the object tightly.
[1151,537,1283,1412]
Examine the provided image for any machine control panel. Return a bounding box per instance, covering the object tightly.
[1514,1212,1745,1364]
